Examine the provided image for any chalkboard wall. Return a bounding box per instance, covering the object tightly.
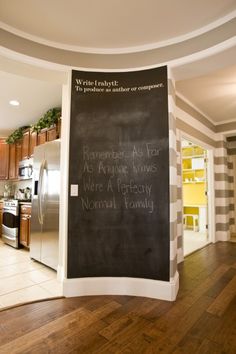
[68,66,170,281]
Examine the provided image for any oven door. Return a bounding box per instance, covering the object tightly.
[2,207,19,248]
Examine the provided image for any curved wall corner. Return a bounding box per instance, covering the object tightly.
[61,67,179,301]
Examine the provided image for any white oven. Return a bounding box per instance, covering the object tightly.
[2,200,19,248]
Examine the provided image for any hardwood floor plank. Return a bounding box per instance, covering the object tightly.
[91,300,121,319]
[205,267,236,298]
[39,301,120,354]
[207,295,236,346]
[109,295,134,305]
[172,335,205,353]
[0,242,235,354]
[207,275,236,316]
[143,295,213,353]
[83,296,115,311]
[181,311,220,343]
[102,296,154,324]
[195,338,225,354]
[140,300,173,322]
[97,316,151,353]
[0,299,85,346]
[44,318,108,354]
[183,264,231,306]
[0,307,93,353]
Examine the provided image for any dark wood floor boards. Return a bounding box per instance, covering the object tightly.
[0,242,235,353]
[207,274,236,316]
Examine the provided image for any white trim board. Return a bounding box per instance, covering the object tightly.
[63,273,179,302]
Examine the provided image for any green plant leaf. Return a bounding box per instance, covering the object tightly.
[31,107,61,132]
[6,126,30,144]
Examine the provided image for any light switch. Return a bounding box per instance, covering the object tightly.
[70,184,79,196]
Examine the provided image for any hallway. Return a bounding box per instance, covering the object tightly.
[184,230,209,255]
[0,242,235,353]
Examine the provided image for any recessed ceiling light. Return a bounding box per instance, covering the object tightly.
[9,100,20,106]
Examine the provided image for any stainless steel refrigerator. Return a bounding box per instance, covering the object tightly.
[30,139,60,270]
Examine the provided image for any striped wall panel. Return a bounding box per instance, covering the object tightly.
[214,140,230,241]
[176,93,235,243]
[227,156,235,232]
[168,75,177,279]
[176,129,184,263]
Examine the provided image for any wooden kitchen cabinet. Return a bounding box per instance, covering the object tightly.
[21,128,39,159]
[8,143,16,179]
[38,123,60,145]
[47,126,57,142]
[0,138,9,180]
[29,131,38,157]
[8,141,22,180]
[15,141,22,178]
[21,129,30,159]
[20,204,31,248]
[37,129,47,145]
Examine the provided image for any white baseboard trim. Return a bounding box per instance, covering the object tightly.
[62,272,179,301]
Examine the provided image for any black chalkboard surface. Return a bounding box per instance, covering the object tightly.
[68,66,170,281]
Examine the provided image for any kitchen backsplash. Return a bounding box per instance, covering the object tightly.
[0,180,32,198]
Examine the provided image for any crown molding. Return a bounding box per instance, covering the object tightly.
[0,10,235,54]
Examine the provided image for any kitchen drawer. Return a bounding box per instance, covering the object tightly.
[20,204,32,215]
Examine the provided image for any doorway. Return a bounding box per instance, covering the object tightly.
[181,138,210,255]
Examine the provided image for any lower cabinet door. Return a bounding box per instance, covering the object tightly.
[20,215,29,247]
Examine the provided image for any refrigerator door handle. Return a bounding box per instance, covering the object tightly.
[38,159,46,225]
[41,159,48,225]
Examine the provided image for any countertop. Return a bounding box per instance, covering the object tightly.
[0,198,32,204]
[19,201,32,205]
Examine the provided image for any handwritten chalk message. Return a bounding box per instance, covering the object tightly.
[80,142,161,214]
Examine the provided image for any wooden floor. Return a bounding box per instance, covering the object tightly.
[0,242,235,353]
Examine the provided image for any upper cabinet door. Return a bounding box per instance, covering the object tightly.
[21,129,30,160]
[8,143,16,180]
[47,126,57,142]
[15,141,22,178]
[37,129,47,145]
[29,131,38,157]
[0,138,9,180]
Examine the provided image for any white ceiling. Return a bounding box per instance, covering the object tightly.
[0,0,235,52]
[0,71,62,135]
[176,64,236,124]
[0,0,235,130]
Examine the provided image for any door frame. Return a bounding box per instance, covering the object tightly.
[180,132,216,252]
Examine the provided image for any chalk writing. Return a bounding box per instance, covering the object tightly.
[117,179,152,196]
[80,140,161,212]
[81,196,117,210]
[124,196,154,213]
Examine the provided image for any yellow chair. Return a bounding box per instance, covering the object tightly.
[183,214,199,232]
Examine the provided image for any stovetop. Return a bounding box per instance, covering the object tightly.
[3,199,32,207]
